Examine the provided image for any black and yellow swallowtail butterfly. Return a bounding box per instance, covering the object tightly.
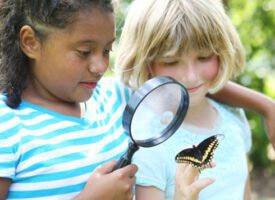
[175,134,224,171]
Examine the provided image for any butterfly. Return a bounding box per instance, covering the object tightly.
[175,134,224,171]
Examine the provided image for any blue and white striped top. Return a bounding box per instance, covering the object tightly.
[0,77,131,199]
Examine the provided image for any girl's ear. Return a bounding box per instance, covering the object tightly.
[19,25,41,59]
[148,65,154,78]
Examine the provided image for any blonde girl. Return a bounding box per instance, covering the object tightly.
[115,0,274,199]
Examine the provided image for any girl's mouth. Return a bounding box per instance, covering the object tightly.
[187,85,202,93]
[81,82,97,89]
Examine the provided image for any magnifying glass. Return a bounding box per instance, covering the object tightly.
[113,76,189,170]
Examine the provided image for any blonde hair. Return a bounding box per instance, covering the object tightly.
[115,0,245,93]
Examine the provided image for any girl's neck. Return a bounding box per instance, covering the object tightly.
[22,87,86,118]
[183,98,218,130]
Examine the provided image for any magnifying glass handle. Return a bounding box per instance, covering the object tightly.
[113,142,139,171]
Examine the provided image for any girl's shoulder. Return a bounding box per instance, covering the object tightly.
[210,99,252,151]
[210,99,248,125]
[0,94,23,137]
[94,76,132,104]
[0,94,17,117]
[86,76,132,115]
[97,76,132,94]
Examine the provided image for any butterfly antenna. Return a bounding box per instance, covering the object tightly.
[216,134,225,142]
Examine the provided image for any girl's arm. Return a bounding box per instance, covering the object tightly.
[135,185,165,200]
[244,159,252,200]
[209,81,275,148]
[0,178,11,199]
[244,177,252,200]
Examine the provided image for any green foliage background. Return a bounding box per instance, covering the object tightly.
[227,0,275,173]
[113,0,275,172]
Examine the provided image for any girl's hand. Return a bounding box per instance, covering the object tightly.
[174,163,215,200]
[76,160,138,200]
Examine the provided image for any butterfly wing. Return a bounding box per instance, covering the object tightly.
[175,146,203,169]
[197,134,224,169]
[175,134,224,171]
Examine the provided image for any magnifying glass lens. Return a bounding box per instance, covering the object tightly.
[131,84,183,142]
[113,76,189,171]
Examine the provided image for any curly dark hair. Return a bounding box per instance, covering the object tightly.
[0,0,114,108]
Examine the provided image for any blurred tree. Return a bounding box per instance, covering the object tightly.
[223,0,228,6]
[226,0,275,172]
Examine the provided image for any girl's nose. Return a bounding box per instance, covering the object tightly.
[88,56,108,75]
[181,63,197,82]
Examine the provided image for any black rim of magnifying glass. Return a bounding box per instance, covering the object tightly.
[122,76,189,147]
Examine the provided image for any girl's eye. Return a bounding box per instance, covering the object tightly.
[103,48,112,56]
[77,50,90,58]
[163,61,179,66]
[198,54,214,61]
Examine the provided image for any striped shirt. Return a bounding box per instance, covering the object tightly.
[0,77,131,199]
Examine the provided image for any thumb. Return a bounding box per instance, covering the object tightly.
[190,177,215,194]
[96,160,117,174]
